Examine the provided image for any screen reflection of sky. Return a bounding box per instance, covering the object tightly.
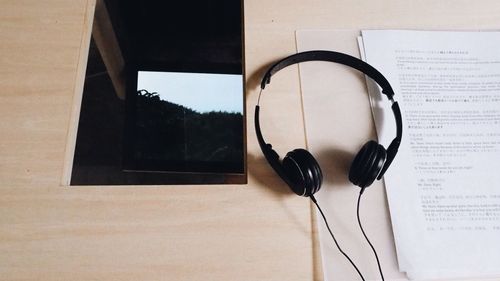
[137,71,243,113]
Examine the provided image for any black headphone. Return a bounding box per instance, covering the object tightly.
[255,50,403,197]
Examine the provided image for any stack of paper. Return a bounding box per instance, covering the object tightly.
[359,30,500,280]
[297,29,500,280]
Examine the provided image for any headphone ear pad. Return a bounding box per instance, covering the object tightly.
[349,141,387,188]
[282,149,323,196]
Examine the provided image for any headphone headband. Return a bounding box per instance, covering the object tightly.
[261,50,395,100]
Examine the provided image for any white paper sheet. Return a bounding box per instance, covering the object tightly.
[359,30,500,280]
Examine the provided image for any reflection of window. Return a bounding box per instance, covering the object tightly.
[137,71,243,114]
[125,71,244,174]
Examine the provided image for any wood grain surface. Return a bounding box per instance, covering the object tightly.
[1,0,500,280]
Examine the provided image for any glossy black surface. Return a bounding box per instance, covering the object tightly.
[71,0,245,185]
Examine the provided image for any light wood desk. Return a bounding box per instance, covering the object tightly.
[1,1,499,280]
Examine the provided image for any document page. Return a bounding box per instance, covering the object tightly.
[360,30,500,280]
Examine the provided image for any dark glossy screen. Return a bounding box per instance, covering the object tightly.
[71,0,245,185]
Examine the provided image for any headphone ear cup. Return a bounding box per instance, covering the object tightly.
[282,149,323,196]
[349,141,387,188]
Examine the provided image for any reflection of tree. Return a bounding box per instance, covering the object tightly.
[134,89,243,167]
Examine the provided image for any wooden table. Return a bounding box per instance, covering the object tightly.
[1,0,499,280]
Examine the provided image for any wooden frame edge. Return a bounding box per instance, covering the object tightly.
[61,0,97,186]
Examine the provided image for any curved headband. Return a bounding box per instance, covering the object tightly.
[261,50,396,100]
[256,50,403,184]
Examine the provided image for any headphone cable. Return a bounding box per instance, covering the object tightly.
[310,195,366,281]
[357,190,385,281]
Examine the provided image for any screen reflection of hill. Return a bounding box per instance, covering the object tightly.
[133,90,243,172]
